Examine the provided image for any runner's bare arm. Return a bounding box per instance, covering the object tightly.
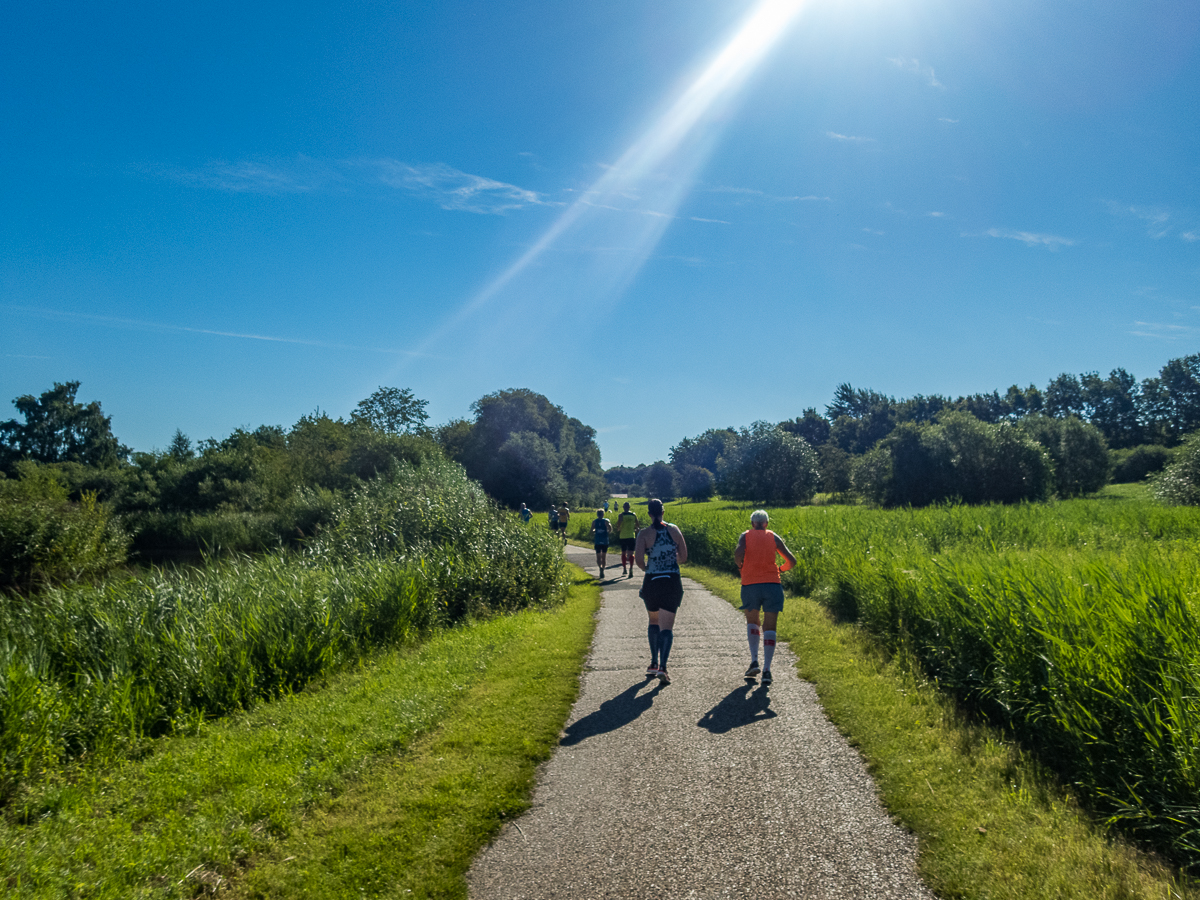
[773,533,797,571]
[668,524,688,565]
[634,530,650,571]
[734,532,747,568]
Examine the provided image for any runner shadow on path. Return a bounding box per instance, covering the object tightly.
[560,680,662,746]
[697,683,777,734]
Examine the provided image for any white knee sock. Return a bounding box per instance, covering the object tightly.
[764,630,777,670]
[747,623,761,662]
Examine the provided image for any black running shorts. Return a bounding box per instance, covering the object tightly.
[620,538,636,552]
[640,573,683,612]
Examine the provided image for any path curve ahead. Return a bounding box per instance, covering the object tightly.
[469,545,936,900]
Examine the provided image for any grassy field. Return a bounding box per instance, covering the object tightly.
[683,562,1195,900]
[573,486,1200,873]
[0,568,600,899]
[0,461,565,806]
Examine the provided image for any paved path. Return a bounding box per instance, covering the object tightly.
[469,545,936,900]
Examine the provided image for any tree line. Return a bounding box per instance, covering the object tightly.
[610,353,1200,507]
[0,382,606,591]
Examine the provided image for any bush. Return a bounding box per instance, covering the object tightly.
[1154,432,1200,505]
[0,463,128,593]
[1111,444,1173,483]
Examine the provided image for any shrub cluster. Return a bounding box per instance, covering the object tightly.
[0,464,129,593]
[852,412,1055,507]
[1155,434,1200,506]
[1111,444,1173,483]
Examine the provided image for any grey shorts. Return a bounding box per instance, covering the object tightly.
[740,582,785,613]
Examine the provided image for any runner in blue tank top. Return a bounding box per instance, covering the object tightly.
[634,499,689,685]
[591,509,612,578]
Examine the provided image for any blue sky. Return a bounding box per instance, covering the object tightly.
[3,0,1199,466]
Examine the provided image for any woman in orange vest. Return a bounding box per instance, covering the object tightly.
[734,510,797,684]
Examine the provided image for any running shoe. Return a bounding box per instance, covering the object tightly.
[646,663,659,678]
[761,669,773,685]
[657,668,671,685]
[600,566,605,577]
[744,661,761,678]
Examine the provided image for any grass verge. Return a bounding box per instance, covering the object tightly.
[681,561,1196,900]
[1,568,600,899]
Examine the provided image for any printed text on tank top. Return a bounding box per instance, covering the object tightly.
[646,523,680,577]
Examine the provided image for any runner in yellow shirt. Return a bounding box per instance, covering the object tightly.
[615,501,640,577]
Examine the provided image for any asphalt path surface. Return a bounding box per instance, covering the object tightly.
[469,543,937,899]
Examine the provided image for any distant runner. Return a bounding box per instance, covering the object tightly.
[519,502,532,523]
[591,509,612,578]
[615,502,640,577]
[549,505,559,534]
[734,509,797,685]
[635,499,688,685]
[557,505,570,545]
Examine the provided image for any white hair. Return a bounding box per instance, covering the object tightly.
[751,509,769,526]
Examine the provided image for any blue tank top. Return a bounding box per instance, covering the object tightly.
[593,517,609,544]
[645,523,679,576]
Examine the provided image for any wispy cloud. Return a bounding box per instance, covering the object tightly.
[152,158,336,193]
[826,131,876,143]
[690,216,732,224]
[1104,201,1173,238]
[927,211,946,218]
[938,117,959,124]
[1130,320,1199,340]
[887,57,944,89]
[3,305,442,357]
[154,157,552,215]
[1183,231,1200,242]
[371,161,553,214]
[978,228,1076,249]
[862,227,885,235]
[704,186,830,206]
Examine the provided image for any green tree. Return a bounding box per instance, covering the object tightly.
[643,461,678,501]
[854,412,1052,507]
[677,464,716,500]
[0,381,130,470]
[717,423,819,505]
[350,386,429,434]
[492,431,568,510]
[458,389,606,507]
[779,409,831,446]
[1020,415,1110,497]
[668,428,739,471]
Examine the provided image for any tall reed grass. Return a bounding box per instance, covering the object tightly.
[0,459,564,806]
[626,498,1200,868]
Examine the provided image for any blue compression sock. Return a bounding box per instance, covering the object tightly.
[647,624,660,666]
[658,629,674,670]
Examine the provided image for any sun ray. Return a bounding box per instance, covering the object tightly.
[409,0,808,358]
